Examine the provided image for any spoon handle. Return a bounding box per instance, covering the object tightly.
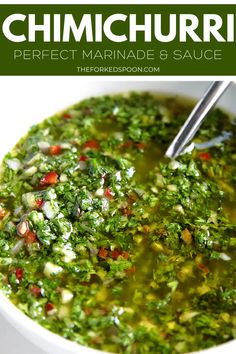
[165,81,231,159]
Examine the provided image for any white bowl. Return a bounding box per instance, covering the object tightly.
[0,80,235,354]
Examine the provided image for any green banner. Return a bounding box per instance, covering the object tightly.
[0,4,236,75]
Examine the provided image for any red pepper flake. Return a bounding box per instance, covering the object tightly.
[111,249,129,260]
[104,187,113,200]
[25,230,37,244]
[83,140,100,150]
[136,142,146,149]
[120,140,133,149]
[120,141,146,150]
[197,263,210,274]
[98,247,109,259]
[31,285,41,297]
[125,266,136,274]
[17,220,37,243]
[36,199,44,208]
[49,145,62,156]
[15,268,24,281]
[39,171,58,186]
[111,249,122,260]
[0,207,6,220]
[122,251,129,259]
[45,303,54,312]
[121,207,132,216]
[79,155,88,161]
[62,113,71,120]
[199,152,211,161]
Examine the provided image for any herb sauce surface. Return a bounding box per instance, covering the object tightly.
[0,93,236,354]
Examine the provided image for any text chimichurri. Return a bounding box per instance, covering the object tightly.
[0,93,236,354]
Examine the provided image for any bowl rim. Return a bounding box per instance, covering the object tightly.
[0,291,107,354]
[1,287,236,354]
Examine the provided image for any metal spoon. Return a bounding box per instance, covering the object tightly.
[165,81,231,159]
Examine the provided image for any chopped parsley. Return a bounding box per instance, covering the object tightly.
[0,92,236,353]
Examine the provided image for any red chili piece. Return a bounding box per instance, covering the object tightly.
[40,171,58,186]
[25,230,37,244]
[121,140,133,149]
[62,113,71,119]
[83,140,100,150]
[45,303,54,312]
[36,199,44,208]
[104,188,113,200]
[79,155,88,161]
[111,249,129,260]
[136,142,146,149]
[31,285,41,297]
[98,248,109,259]
[121,207,132,216]
[49,145,62,156]
[199,152,211,161]
[122,251,129,259]
[111,249,122,260]
[197,263,210,274]
[15,268,24,281]
[125,266,136,274]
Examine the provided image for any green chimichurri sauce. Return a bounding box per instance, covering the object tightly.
[0,92,236,354]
